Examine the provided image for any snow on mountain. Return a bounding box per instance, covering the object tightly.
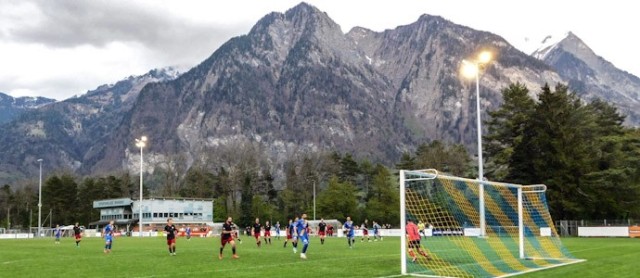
[530,32,570,59]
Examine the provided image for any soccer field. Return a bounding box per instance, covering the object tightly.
[0,236,638,277]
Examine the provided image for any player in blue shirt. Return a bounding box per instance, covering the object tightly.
[343,216,355,248]
[103,220,114,254]
[372,221,383,241]
[186,226,191,241]
[296,213,309,259]
[54,224,61,244]
[274,221,281,240]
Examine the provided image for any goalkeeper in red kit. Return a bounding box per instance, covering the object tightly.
[406,219,429,262]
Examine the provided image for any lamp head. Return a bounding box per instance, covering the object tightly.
[135,136,148,148]
[461,60,479,79]
[478,51,492,64]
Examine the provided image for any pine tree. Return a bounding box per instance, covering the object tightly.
[485,83,535,180]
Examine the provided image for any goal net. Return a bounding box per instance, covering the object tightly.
[400,169,584,277]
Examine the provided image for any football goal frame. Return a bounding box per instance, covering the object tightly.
[399,169,584,277]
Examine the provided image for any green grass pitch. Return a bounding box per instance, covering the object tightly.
[0,236,638,277]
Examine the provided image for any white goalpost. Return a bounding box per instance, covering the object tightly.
[399,169,584,277]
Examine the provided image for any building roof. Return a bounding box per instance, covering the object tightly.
[89,219,139,227]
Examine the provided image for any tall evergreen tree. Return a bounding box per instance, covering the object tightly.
[42,174,78,226]
[316,176,358,220]
[485,83,535,180]
[395,152,416,170]
[412,140,471,176]
[510,84,591,218]
[365,165,399,226]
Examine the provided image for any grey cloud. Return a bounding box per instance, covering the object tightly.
[4,0,250,65]
[1,0,256,100]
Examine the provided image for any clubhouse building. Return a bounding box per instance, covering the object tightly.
[90,197,213,233]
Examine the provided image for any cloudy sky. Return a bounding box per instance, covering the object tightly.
[1,0,637,100]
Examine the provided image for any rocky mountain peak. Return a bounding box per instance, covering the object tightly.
[534,32,640,124]
[245,2,361,70]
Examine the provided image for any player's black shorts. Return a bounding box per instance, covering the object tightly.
[409,240,421,248]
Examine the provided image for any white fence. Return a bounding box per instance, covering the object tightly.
[578,226,630,237]
[0,233,34,239]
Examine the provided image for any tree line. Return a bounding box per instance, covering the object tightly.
[484,83,640,220]
[1,82,638,230]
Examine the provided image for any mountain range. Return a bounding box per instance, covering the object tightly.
[0,68,180,184]
[0,93,55,124]
[1,2,639,186]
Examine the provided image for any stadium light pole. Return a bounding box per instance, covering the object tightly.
[135,136,148,237]
[37,158,43,238]
[462,51,492,237]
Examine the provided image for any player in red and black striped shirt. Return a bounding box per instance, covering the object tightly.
[219,216,239,260]
[164,218,178,256]
[264,220,272,245]
[253,218,262,247]
[317,218,327,245]
[73,222,82,247]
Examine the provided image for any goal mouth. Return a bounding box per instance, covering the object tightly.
[399,170,584,278]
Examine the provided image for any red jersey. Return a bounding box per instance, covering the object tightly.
[406,222,421,241]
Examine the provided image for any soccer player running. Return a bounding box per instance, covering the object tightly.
[54,224,61,244]
[283,218,294,248]
[343,216,355,248]
[361,219,371,242]
[296,213,310,259]
[164,218,178,256]
[372,221,383,241]
[253,218,262,247]
[317,218,327,245]
[185,226,191,241]
[418,221,426,239]
[264,220,272,245]
[219,216,239,259]
[406,219,430,262]
[231,222,242,244]
[103,220,114,254]
[275,221,281,240]
[73,222,82,247]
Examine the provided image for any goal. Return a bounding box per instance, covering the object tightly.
[400,169,584,277]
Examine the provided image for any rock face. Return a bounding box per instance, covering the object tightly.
[532,32,640,124]
[1,3,638,184]
[94,3,564,173]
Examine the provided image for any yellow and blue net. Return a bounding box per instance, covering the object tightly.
[401,170,583,277]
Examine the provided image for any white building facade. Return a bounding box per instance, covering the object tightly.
[91,198,213,232]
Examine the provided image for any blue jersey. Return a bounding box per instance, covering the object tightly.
[296,219,309,239]
[288,222,296,235]
[186,227,191,235]
[55,228,61,238]
[344,221,354,237]
[104,224,114,242]
[104,224,113,235]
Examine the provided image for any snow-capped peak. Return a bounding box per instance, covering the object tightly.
[530,32,571,60]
